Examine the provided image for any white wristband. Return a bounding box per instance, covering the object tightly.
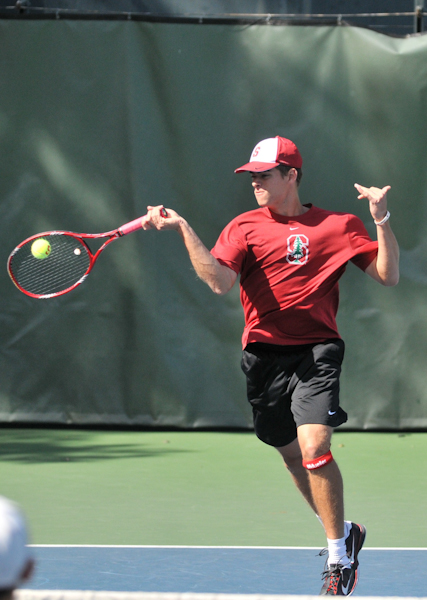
[374,211,390,226]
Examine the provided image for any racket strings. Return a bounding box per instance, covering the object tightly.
[9,235,91,297]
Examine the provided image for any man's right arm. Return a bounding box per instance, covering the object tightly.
[142,205,238,295]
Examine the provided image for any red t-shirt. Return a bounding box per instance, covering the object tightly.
[211,204,378,348]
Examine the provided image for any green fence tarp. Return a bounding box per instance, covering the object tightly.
[0,21,426,428]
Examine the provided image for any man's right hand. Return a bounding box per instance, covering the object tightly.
[142,205,183,231]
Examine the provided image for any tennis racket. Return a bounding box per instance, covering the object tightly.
[7,208,168,299]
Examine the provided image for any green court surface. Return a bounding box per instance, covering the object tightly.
[0,428,426,547]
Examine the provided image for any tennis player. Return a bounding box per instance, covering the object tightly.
[0,496,34,599]
[143,136,399,595]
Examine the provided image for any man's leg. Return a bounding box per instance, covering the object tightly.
[275,438,318,515]
[295,423,366,595]
[297,423,344,540]
[276,429,344,539]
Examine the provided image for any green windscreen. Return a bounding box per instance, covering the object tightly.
[0,21,425,429]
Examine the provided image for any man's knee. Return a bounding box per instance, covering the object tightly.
[276,440,304,473]
[297,423,333,462]
[282,453,305,474]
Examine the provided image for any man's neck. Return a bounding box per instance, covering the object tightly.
[269,193,308,217]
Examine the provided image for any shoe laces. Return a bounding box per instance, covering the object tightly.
[319,547,352,590]
[321,563,348,594]
[318,547,352,566]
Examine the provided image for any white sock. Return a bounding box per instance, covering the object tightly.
[327,537,351,568]
[316,515,352,539]
[344,520,352,538]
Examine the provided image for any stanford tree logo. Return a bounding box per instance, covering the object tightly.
[287,234,309,265]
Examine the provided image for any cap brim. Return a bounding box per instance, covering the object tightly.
[234,161,280,173]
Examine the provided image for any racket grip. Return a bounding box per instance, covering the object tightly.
[119,208,168,236]
[119,217,147,236]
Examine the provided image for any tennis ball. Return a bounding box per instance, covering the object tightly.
[31,238,51,260]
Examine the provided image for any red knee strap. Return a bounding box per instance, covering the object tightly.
[303,450,333,470]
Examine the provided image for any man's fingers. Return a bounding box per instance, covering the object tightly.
[354,183,391,201]
[354,183,367,199]
[146,205,165,214]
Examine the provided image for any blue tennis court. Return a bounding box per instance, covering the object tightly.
[26,546,427,597]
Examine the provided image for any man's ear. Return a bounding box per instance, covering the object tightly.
[288,168,298,182]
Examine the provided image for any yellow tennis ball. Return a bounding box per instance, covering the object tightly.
[31,238,51,260]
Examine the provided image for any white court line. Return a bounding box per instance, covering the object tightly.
[29,544,427,550]
[15,592,427,600]
[29,545,322,549]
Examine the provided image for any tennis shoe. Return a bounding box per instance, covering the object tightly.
[320,563,356,596]
[345,522,366,569]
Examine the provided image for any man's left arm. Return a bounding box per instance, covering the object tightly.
[354,183,400,287]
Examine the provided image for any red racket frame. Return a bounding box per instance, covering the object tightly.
[7,210,167,299]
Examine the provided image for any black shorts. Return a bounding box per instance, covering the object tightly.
[241,339,348,447]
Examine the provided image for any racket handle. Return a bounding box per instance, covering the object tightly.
[119,208,168,236]
[119,217,147,236]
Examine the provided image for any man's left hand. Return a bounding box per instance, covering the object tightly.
[354,183,391,223]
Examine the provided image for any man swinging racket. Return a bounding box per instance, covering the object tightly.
[143,136,399,595]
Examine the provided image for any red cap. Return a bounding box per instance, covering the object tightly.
[235,136,302,173]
